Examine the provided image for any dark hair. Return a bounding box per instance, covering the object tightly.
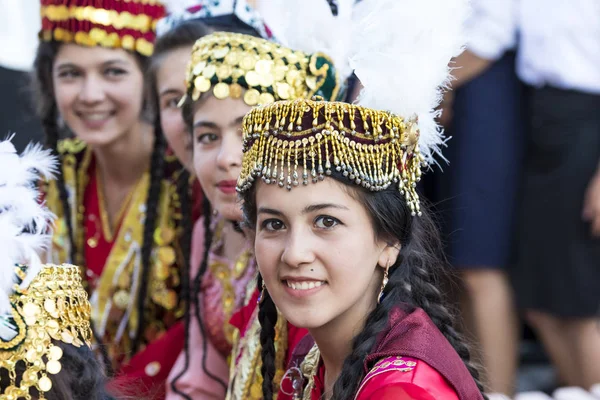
[156,17,263,393]
[241,173,487,400]
[31,40,167,356]
[1,341,116,400]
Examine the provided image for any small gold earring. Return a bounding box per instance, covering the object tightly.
[378,260,390,304]
[257,281,267,304]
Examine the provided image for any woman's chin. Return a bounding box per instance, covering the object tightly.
[218,204,243,222]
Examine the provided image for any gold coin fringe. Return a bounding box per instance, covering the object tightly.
[183,32,338,107]
[237,99,425,216]
[0,264,93,399]
[41,5,158,33]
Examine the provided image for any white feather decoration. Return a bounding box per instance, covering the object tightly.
[256,0,355,81]
[349,0,470,164]
[0,138,57,317]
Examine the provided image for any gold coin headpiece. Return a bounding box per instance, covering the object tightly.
[0,138,92,399]
[0,264,93,399]
[236,98,425,216]
[39,0,166,56]
[181,32,341,107]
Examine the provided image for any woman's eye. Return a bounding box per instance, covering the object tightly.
[161,97,181,110]
[58,70,79,79]
[104,67,127,77]
[167,98,180,109]
[315,215,339,229]
[196,133,219,144]
[262,219,286,231]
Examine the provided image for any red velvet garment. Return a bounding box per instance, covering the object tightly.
[364,307,484,400]
[282,306,483,400]
[306,355,458,400]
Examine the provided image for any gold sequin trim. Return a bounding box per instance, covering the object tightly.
[182,32,339,107]
[237,98,425,216]
[42,5,156,33]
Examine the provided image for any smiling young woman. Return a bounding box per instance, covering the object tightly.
[162,1,350,397]
[32,1,190,398]
[235,0,489,398]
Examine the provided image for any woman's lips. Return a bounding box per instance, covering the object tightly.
[216,180,237,194]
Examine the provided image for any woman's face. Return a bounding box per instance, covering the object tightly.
[253,177,400,331]
[156,46,194,172]
[53,44,145,147]
[192,95,250,221]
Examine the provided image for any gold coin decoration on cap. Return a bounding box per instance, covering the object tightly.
[46,360,62,374]
[213,82,231,99]
[230,83,243,99]
[276,82,291,99]
[202,64,216,79]
[244,89,260,106]
[38,376,53,392]
[0,264,93,399]
[217,64,233,80]
[258,93,275,105]
[183,32,340,107]
[192,61,206,76]
[245,71,260,87]
[194,76,211,93]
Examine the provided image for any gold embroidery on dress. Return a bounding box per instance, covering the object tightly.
[227,308,289,400]
[45,138,184,369]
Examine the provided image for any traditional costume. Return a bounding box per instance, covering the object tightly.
[234,0,483,398]
[39,1,188,397]
[166,2,349,397]
[0,138,94,399]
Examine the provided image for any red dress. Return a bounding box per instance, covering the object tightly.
[305,356,458,400]
[280,307,484,400]
[45,139,195,398]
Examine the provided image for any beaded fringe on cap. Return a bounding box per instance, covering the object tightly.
[237,98,425,216]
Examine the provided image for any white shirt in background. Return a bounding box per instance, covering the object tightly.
[0,0,41,72]
[465,0,600,94]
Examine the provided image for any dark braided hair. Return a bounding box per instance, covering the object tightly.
[32,40,168,355]
[241,171,488,399]
[132,114,166,353]
[170,16,265,392]
[256,274,278,400]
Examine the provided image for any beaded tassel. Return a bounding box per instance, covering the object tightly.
[238,98,424,216]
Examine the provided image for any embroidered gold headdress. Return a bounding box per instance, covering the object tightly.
[39,0,166,56]
[237,99,424,213]
[181,32,341,107]
[0,138,93,399]
[236,0,470,216]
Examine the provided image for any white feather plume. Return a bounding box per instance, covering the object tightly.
[0,138,57,317]
[256,0,355,81]
[349,0,470,163]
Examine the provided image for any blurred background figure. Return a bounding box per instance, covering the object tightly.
[0,0,43,150]
[439,0,600,395]
[433,1,524,396]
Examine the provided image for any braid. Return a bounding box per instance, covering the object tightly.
[397,214,488,398]
[43,105,77,264]
[330,289,392,399]
[189,197,227,390]
[169,171,194,400]
[257,274,278,400]
[132,116,166,353]
[176,170,193,309]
